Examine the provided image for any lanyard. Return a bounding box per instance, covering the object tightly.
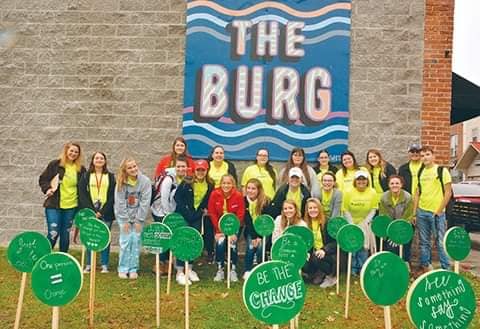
[95,173,104,197]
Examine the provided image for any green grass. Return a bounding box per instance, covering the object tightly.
[1,248,479,329]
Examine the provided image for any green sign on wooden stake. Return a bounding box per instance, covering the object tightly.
[7,232,51,273]
[337,224,364,253]
[163,212,187,232]
[170,227,204,262]
[371,215,392,239]
[284,226,314,250]
[271,233,308,270]
[142,222,172,254]
[79,218,111,252]
[253,215,275,237]
[327,217,348,240]
[387,219,414,245]
[74,208,96,227]
[219,213,240,236]
[443,227,471,261]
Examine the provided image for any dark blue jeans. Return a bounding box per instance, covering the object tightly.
[86,220,113,266]
[244,235,263,272]
[416,209,450,269]
[215,233,238,268]
[45,208,77,252]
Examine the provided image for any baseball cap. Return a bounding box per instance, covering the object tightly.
[194,159,209,170]
[354,171,369,179]
[289,167,303,178]
[408,143,422,152]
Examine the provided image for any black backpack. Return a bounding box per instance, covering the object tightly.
[417,165,445,195]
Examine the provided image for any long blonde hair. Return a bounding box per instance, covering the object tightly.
[280,200,302,231]
[59,142,83,172]
[116,158,137,191]
[246,178,270,217]
[304,198,326,230]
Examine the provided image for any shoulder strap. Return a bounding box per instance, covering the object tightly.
[417,164,425,195]
[437,166,445,195]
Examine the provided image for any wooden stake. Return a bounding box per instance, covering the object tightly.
[380,238,383,252]
[14,272,27,329]
[344,252,352,319]
[262,237,266,263]
[399,245,404,260]
[227,236,231,289]
[454,261,460,274]
[201,215,205,236]
[272,325,279,329]
[290,319,295,329]
[384,306,392,329]
[156,254,160,328]
[166,251,173,295]
[185,261,190,329]
[81,245,86,270]
[52,307,60,329]
[89,251,97,328]
[336,245,340,295]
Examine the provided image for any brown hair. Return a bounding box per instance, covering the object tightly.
[245,178,270,217]
[366,149,387,178]
[88,152,108,174]
[116,158,137,191]
[281,148,311,188]
[387,174,405,187]
[59,142,83,172]
[304,198,326,230]
[169,137,190,166]
[280,200,302,231]
[421,145,434,154]
[340,150,360,175]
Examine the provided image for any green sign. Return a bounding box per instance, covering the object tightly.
[7,232,51,273]
[79,218,111,252]
[219,213,240,236]
[371,215,392,238]
[74,208,96,227]
[443,227,471,261]
[243,260,306,325]
[387,219,414,245]
[360,252,409,306]
[337,224,364,253]
[170,227,204,262]
[271,233,308,270]
[284,226,314,250]
[407,270,476,329]
[162,212,187,232]
[253,215,275,237]
[31,252,83,306]
[142,222,172,254]
[327,216,349,240]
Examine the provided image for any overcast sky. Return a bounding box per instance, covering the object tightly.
[452,0,480,86]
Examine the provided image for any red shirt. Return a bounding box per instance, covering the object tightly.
[208,188,245,234]
[154,154,194,178]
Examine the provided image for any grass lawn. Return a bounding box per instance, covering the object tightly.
[1,248,479,329]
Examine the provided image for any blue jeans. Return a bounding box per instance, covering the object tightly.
[45,208,77,252]
[86,220,113,267]
[118,222,144,273]
[215,233,238,268]
[244,235,263,272]
[351,249,368,275]
[416,209,450,269]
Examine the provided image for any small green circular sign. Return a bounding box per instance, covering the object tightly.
[443,227,471,261]
[253,214,275,237]
[360,252,409,306]
[387,219,414,245]
[142,223,172,254]
[407,270,476,329]
[327,216,349,240]
[243,260,306,325]
[371,215,393,238]
[7,232,52,273]
[79,218,111,252]
[162,212,187,232]
[31,252,83,306]
[337,224,364,253]
[170,227,204,262]
[271,233,308,270]
[284,226,314,250]
[74,208,96,227]
[219,213,240,236]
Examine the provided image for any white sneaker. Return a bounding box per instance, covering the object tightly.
[213,269,224,282]
[319,275,336,288]
[188,269,200,282]
[176,272,192,285]
[242,271,251,280]
[129,272,138,280]
[83,265,91,274]
[100,265,109,273]
[230,270,238,282]
[118,272,128,279]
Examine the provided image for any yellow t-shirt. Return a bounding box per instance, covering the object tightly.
[372,167,384,194]
[321,190,332,219]
[60,163,78,209]
[418,165,451,213]
[127,176,137,186]
[391,194,399,207]
[409,161,422,197]
[311,220,324,250]
[241,165,276,200]
[209,161,229,188]
[336,166,369,192]
[88,173,109,208]
[248,199,258,222]
[343,188,378,224]
[193,180,208,210]
[286,188,302,213]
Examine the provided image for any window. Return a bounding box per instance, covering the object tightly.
[450,134,458,157]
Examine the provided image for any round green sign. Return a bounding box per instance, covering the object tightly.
[162,212,187,232]
[326,216,349,240]
[271,233,308,270]
[219,213,240,236]
[443,227,471,261]
[31,252,83,306]
[79,218,111,252]
[407,270,476,329]
[360,252,409,306]
[170,227,204,262]
[337,224,364,253]
[142,222,172,254]
[243,260,306,325]
[74,208,96,227]
[7,232,52,273]
[371,215,393,238]
[253,214,275,237]
[387,219,414,245]
[284,226,314,250]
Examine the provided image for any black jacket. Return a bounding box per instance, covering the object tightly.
[78,171,116,221]
[268,183,311,219]
[398,162,414,194]
[313,164,338,174]
[319,220,337,256]
[370,162,397,192]
[174,179,214,230]
[243,196,273,240]
[38,159,86,209]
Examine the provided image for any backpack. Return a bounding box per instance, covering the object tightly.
[417,165,445,195]
[150,170,175,205]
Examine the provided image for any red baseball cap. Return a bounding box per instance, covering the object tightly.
[194,160,209,170]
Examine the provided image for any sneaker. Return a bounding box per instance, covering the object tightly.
[176,272,192,285]
[312,272,326,285]
[242,271,251,280]
[213,269,225,282]
[188,269,200,282]
[118,272,128,279]
[207,254,214,265]
[320,275,337,288]
[230,270,238,282]
[83,265,91,274]
[100,265,109,273]
[129,272,138,280]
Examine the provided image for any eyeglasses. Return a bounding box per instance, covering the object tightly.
[257,154,268,157]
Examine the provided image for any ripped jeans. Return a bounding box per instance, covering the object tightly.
[45,208,77,252]
[118,222,144,274]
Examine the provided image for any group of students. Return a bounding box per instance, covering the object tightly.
[38,139,452,286]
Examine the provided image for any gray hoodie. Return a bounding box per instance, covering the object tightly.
[114,172,152,224]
